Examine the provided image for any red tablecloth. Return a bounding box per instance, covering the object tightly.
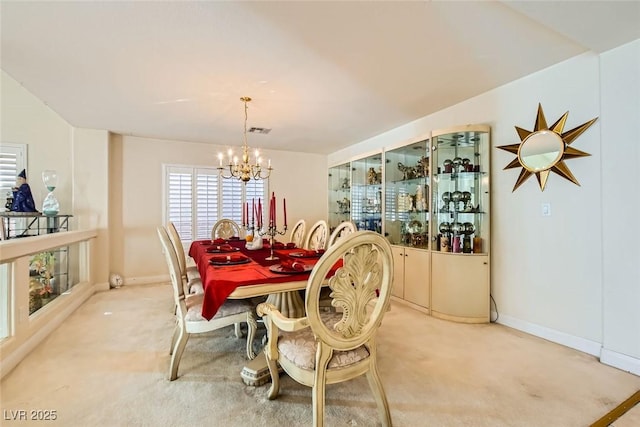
[188,239,328,320]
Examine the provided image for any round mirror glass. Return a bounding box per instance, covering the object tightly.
[518,130,564,172]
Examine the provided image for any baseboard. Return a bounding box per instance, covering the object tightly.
[601,348,640,376]
[122,274,169,286]
[94,281,110,292]
[0,281,96,380]
[390,296,429,315]
[495,312,602,357]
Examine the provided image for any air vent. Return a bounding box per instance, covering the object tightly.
[248,127,271,134]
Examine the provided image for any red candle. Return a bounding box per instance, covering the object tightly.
[258,199,262,229]
[272,192,276,227]
[283,198,287,227]
[252,199,255,225]
[245,202,249,227]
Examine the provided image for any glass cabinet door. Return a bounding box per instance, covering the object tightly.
[351,153,383,233]
[384,138,430,248]
[431,125,490,255]
[328,162,352,234]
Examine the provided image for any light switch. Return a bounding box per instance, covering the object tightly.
[541,203,551,216]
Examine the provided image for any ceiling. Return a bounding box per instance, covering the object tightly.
[1,1,638,155]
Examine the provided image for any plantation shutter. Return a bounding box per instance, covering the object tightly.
[221,179,242,224]
[166,167,194,242]
[0,143,26,198]
[195,169,219,240]
[165,164,269,244]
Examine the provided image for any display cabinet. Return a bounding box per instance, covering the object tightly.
[391,245,431,309]
[384,138,430,248]
[430,125,490,323]
[328,162,352,234]
[327,124,491,322]
[351,153,383,233]
[385,137,431,310]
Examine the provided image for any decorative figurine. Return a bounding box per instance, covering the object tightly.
[367,167,381,185]
[11,169,38,212]
[341,177,350,189]
[415,185,427,211]
[417,156,429,177]
[397,162,415,180]
[4,191,13,211]
[41,170,60,216]
[336,197,351,214]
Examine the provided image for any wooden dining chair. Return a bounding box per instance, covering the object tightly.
[327,220,357,248]
[166,221,203,295]
[211,218,241,240]
[257,231,394,427]
[304,220,328,251]
[288,219,306,248]
[157,226,257,381]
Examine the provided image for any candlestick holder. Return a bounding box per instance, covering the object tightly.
[259,224,288,261]
[243,218,256,239]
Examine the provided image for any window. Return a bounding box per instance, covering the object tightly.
[0,142,27,195]
[0,142,26,340]
[164,165,267,243]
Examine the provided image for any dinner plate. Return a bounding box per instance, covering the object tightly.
[206,247,240,253]
[289,251,324,258]
[209,257,250,266]
[269,264,314,274]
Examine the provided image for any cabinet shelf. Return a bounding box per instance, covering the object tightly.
[434,171,486,179]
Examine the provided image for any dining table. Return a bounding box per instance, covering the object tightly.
[188,237,335,386]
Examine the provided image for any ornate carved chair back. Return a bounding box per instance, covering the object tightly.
[304,220,328,250]
[211,219,241,240]
[327,220,357,248]
[288,219,306,248]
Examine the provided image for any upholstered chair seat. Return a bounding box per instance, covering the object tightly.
[277,311,370,370]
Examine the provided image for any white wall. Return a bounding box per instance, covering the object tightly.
[599,39,640,373]
[113,135,327,282]
[329,46,640,374]
[1,71,73,211]
[72,128,110,287]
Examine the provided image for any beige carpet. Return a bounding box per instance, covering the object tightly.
[1,283,639,426]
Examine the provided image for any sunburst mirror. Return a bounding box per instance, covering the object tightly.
[497,104,598,191]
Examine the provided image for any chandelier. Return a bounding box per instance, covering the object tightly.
[217,96,272,183]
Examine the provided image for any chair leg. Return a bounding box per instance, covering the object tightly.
[266,355,280,400]
[169,321,180,355]
[312,348,332,427]
[245,312,257,360]
[169,327,189,381]
[365,362,392,427]
[234,322,243,338]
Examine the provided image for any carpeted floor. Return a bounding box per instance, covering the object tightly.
[1,283,639,426]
